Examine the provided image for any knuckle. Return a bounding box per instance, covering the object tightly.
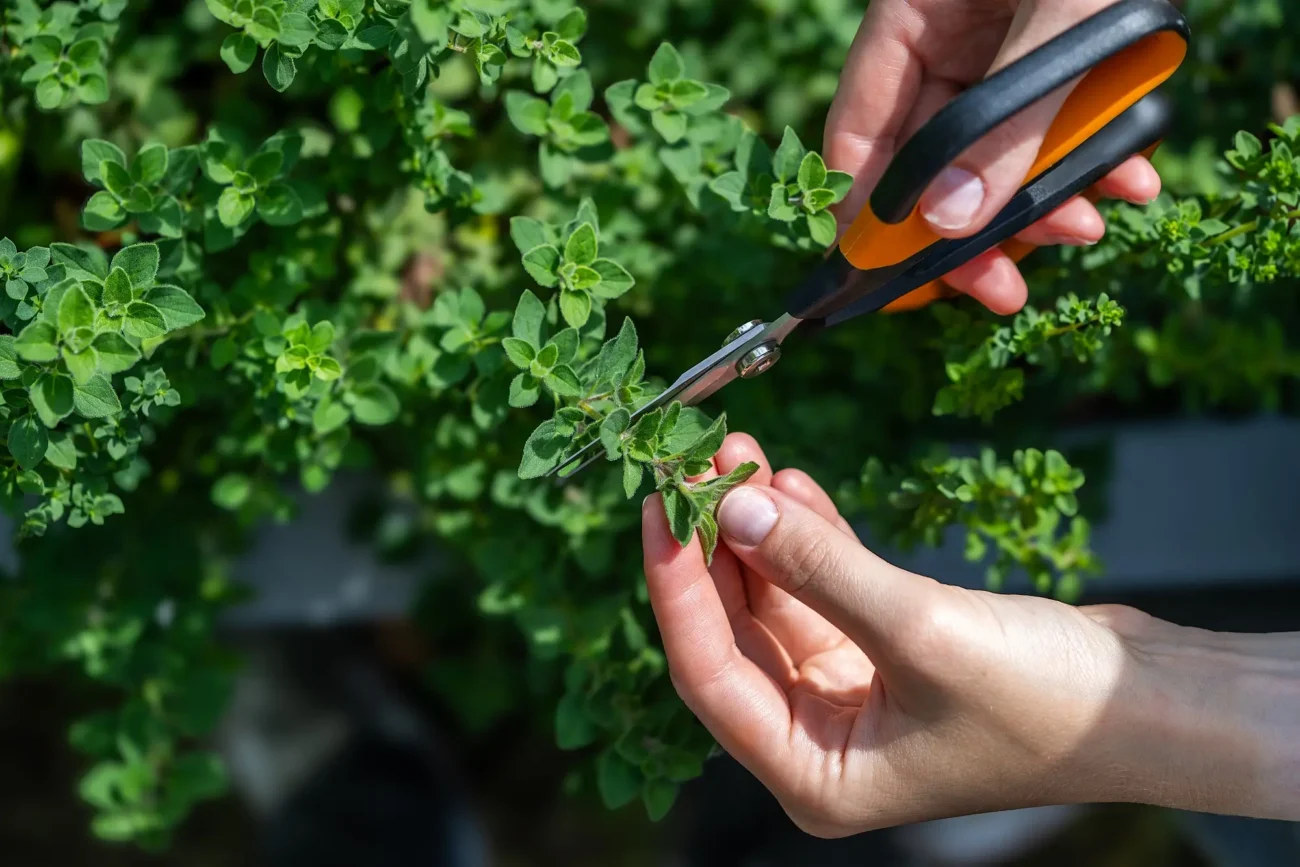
[771,530,842,598]
[1079,603,1154,637]
[890,592,968,669]
[781,800,860,839]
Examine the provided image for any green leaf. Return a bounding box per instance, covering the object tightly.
[81,139,127,186]
[246,149,283,185]
[590,259,634,299]
[647,42,684,84]
[123,302,167,339]
[0,337,21,379]
[508,372,540,407]
[651,110,687,143]
[698,512,720,564]
[669,79,708,107]
[805,188,836,212]
[145,285,205,331]
[1233,130,1262,161]
[132,143,169,185]
[551,328,579,363]
[554,692,595,749]
[103,267,133,306]
[661,485,699,547]
[545,364,582,396]
[312,396,351,433]
[548,39,581,67]
[78,75,109,105]
[622,455,642,498]
[512,289,546,346]
[825,170,854,202]
[768,184,798,222]
[27,36,62,65]
[797,151,828,193]
[807,210,837,247]
[510,217,549,255]
[218,187,255,227]
[91,333,140,374]
[14,321,58,363]
[212,474,252,509]
[773,127,807,183]
[564,222,598,266]
[597,317,638,385]
[600,408,630,458]
[220,32,258,73]
[44,431,77,470]
[72,375,122,418]
[63,346,98,385]
[277,11,316,47]
[534,342,559,372]
[35,77,65,110]
[350,383,400,425]
[101,160,132,196]
[57,284,95,334]
[559,288,591,328]
[315,17,349,49]
[683,411,727,468]
[68,38,102,69]
[263,43,296,92]
[596,750,642,809]
[31,374,74,426]
[257,184,304,226]
[555,7,587,40]
[642,779,679,822]
[570,265,601,290]
[501,337,535,369]
[552,69,594,113]
[82,191,126,231]
[521,245,561,287]
[681,82,730,116]
[8,416,48,471]
[111,243,160,290]
[518,419,569,479]
[505,91,550,136]
[313,356,342,381]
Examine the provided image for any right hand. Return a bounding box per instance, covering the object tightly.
[642,433,1298,835]
[824,0,1165,315]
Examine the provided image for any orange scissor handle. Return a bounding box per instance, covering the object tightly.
[829,0,1189,313]
[882,141,1162,312]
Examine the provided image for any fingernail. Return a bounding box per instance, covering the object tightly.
[1046,233,1098,247]
[921,167,985,231]
[717,487,779,547]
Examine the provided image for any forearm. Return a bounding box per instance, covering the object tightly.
[1112,628,1300,818]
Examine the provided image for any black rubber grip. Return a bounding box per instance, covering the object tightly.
[868,0,1189,225]
[787,90,1173,324]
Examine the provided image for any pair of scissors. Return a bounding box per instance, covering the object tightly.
[549,0,1190,481]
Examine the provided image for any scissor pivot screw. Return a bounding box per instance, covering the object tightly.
[724,320,764,346]
[736,342,780,379]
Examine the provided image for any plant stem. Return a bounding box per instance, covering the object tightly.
[1204,207,1300,247]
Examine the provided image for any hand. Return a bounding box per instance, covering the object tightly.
[642,433,1300,836]
[824,0,1163,315]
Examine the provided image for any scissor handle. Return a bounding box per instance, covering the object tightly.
[827,0,1189,314]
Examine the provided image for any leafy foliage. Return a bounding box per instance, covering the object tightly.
[0,0,1297,849]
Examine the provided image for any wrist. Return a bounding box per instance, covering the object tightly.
[1108,625,1300,818]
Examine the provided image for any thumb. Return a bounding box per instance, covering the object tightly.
[917,0,1114,238]
[716,485,939,667]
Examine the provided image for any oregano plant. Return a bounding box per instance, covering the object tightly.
[0,0,1296,849]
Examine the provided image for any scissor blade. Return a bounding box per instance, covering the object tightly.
[545,314,801,481]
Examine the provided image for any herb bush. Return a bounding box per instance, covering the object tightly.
[0,0,1297,847]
